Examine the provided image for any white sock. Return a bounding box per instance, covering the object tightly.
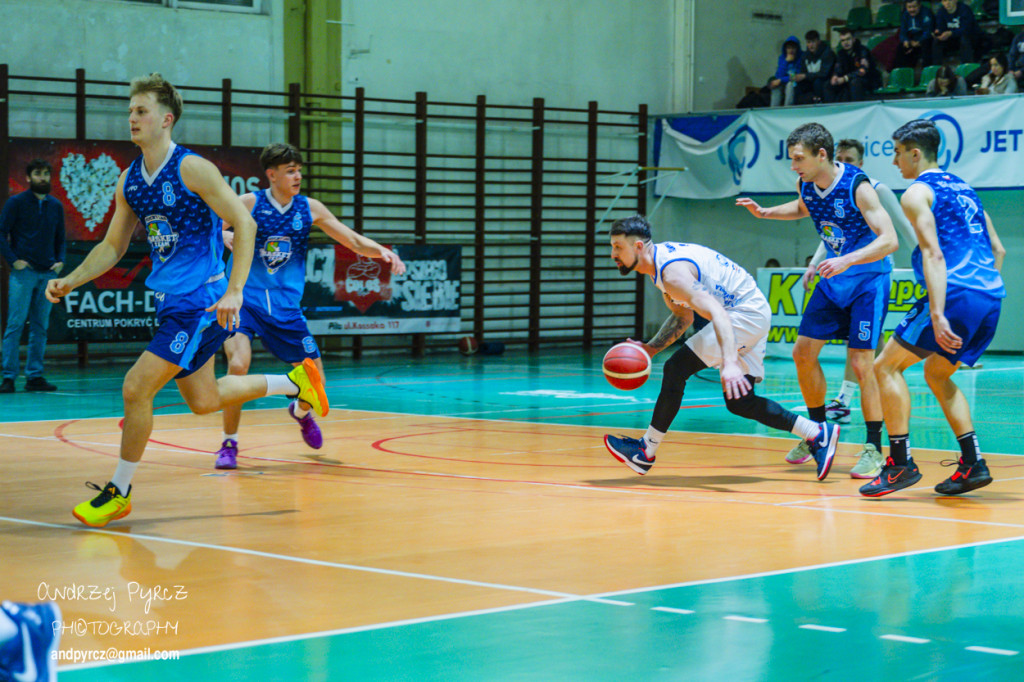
[0,608,16,642]
[791,416,820,441]
[111,459,139,495]
[223,433,238,443]
[265,374,298,397]
[835,380,858,405]
[642,426,666,456]
[291,400,310,418]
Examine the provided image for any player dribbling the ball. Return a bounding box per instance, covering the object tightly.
[603,215,840,480]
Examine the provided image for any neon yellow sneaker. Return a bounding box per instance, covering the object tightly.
[72,481,132,527]
[850,443,884,479]
[288,358,329,417]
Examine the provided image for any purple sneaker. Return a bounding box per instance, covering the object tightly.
[290,402,323,449]
[215,439,238,470]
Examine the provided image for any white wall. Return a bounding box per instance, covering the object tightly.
[1,0,285,146]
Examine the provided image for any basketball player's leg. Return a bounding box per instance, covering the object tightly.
[258,306,325,448]
[793,286,847,422]
[212,332,252,469]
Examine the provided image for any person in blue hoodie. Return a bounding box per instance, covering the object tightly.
[769,35,803,107]
[895,0,935,69]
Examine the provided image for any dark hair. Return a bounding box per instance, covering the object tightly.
[764,258,781,268]
[260,143,304,170]
[836,138,865,160]
[787,122,834,162]
[935,65,957,81]
[609,214,652,241]
[804,30,820,41]
[892,119,940,162]
[991,52,1009,72]
[905,0,920,6]
[129,73,183,126]
[838,28,853,38]
[26,158,52,176]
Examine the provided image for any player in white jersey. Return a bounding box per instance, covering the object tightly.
[45,74,327,527]
[603,215,840,481]
[800,138,919,478]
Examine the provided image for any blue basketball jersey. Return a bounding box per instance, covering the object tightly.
[228,189,313,313]
[801,162,892,279]
[910,170,1005,298]
[123,143,224,295]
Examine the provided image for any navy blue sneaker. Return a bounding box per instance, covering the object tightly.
[807,422,839,481]
[604,435,655,475]
[0,600,61,682]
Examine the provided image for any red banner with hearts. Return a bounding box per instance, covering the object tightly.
[6,138,262,241]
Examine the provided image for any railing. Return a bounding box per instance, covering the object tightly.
[0,66,647,360]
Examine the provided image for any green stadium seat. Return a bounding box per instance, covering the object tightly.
[872,3,902,28]
[844,6,873,31]
[867,34,887,51]
[877,67,915,95]
[956,62,980,78]
[906,64,941,93]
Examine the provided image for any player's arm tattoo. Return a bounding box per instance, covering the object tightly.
[647,308,692,352]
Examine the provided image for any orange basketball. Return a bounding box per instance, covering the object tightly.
[603,343,651,390]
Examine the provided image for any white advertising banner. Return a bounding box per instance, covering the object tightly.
[655,97,1024,197]
[756,267,923,358]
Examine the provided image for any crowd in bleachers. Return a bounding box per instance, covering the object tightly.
[739,0,1023,107]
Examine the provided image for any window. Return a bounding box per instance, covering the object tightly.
[118,0,263,13]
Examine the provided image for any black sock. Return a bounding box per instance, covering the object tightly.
[956,431,980,465]
[807,405,827,423]
[889,434,909,466]
[865,421,883,452]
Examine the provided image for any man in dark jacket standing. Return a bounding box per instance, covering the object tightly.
[0,159,65,393]
[933,0,978,64]
[826,29,882,102]
[794,30,835,104]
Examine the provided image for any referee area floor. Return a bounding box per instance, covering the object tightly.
[3,348,1024,680]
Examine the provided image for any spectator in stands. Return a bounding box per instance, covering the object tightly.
[1008,29,1024,89]
[932,0,978,64]
[827,29,881,102]
[975,53,1019,95]
[895,0,934,69]
[769,36,803,107]
[925,64,968,96]
[794,30,835,104]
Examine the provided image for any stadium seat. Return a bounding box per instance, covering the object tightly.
[906,64,941,94]
[877,67,915,95]
[872,3,902,29]
[956,62,980,78]
[844,6,874,31]
[867,34,887,51]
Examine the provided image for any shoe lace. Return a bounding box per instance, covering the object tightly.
[85,481,117,504]
[939,458,961,468]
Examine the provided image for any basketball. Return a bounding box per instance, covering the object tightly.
[602,343,651,390]
[458,336,479,355]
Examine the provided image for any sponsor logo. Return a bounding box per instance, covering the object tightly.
[922,111,963,170]
[719,124,760,185]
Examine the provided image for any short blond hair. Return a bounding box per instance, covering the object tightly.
[129,73,183,126]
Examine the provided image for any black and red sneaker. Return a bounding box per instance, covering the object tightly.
[859,457,922,497]
[935,458,992,496]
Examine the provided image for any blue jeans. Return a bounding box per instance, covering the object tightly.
[3,268,54,379]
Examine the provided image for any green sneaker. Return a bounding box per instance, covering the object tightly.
[785,439,812,464]
[850,443,884,479]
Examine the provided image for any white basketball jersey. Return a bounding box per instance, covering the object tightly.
[651,241,763,310]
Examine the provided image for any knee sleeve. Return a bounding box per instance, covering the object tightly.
[651,346,707,433]
[724,378,798,433]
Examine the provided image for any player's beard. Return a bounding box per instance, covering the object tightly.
[616,256,637,276]
[30,180,51,195]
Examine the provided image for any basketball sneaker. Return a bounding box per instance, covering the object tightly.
[934,458,992,496]
[287,358,329,418]
[859,457,922,497]
[290,402,323,449]
[807,422,839,481]
[72,481,132,527]
[215,439,238,470]
[604,435,655,475]
[0,600,61,682]
[825,399,851,424]
[785,440,812,464]
[849,443,884,479]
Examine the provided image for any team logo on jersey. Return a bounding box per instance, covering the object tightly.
[260,236,293,274]
[146,215,179,262]
[819,221,846,254]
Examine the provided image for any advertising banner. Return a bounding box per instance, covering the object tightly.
[303,244,461,335]
[757,267,923,358]
[655,97,1024,197]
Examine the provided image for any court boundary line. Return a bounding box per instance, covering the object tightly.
[56,532,1024,671]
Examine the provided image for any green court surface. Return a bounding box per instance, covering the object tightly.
[11,348,1024,680]
[60,536,1024,681]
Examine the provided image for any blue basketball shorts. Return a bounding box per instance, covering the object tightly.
[894,286,1001,367]
[147,277,234,378]
[235,299,319,364]
[798,271,889,349]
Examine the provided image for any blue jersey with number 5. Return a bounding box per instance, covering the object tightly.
[910,170,1005,298]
